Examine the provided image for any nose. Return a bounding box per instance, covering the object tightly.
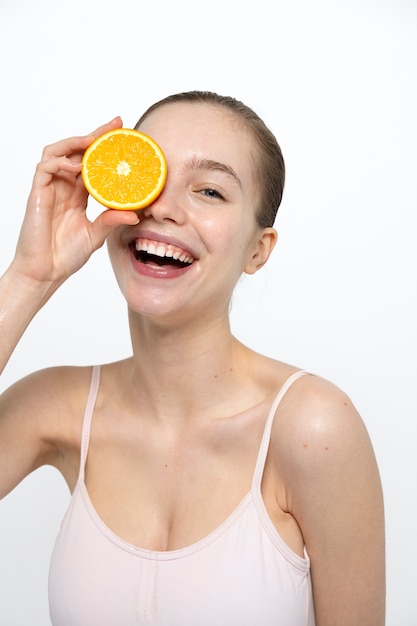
[140,180,185,224]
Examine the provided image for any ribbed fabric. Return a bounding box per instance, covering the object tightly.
[49,367,315,626]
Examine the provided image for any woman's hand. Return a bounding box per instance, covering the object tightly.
[13,117,139,288]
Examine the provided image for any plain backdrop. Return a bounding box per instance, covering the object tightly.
[0,0,416,624]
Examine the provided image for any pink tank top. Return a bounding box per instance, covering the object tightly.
[49,366,316,626]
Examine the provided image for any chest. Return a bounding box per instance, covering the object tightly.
[50,484,314,626]
[83,410,266,551]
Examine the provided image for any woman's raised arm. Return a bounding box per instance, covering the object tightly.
[0,117,139,374]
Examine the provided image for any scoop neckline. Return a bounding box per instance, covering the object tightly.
[78,478,253,561]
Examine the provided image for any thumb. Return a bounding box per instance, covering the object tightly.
[89,209,139,249]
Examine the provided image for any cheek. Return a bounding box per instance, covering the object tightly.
[106,233,116,258]
[105,231,130,288]
[206,216,256,275]
[106,234,120,272]
[202,209,247,246]
[204,220,243,270]
[106,225,130,260]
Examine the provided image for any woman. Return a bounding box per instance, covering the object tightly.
[0,91,385,625]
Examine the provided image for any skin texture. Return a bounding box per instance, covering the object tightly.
[0,102,385,625]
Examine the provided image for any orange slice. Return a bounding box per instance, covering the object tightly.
[82,128,167,210]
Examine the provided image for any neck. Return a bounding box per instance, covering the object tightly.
[125,309,251,421]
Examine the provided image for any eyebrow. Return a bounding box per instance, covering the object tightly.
[187,156,242,189]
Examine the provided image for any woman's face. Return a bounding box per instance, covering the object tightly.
[107,102,275,324]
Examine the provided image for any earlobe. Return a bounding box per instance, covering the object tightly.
[244,228,278,275]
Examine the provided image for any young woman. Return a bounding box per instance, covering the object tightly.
[0,91,385,625]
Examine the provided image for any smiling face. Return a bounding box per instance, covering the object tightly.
[106,102,276,326]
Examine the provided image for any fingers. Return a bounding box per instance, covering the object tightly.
[40,117,123,163]
[38,155,82,175]
[89,210,139,250]
[41,134,93,162]
[29,117,126,211]
[32,155,82,190]
[89,116,123,139]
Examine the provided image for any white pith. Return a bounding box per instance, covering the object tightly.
[116,160,131,176]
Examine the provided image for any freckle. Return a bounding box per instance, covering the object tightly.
[214,374,218,379]
[343,401,347,406]
[325,447,329,451]
[303,443,308,448]
[164,464,168,468]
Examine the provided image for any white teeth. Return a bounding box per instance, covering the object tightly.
[134,238,194,264]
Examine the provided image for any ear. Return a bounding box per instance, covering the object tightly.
[244,227,278,275]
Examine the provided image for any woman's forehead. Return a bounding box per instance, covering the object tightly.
[137,101,256,183]
[138,101,249,146]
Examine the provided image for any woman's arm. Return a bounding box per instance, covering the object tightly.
[277,376,385,626]
[0,116,138,374]
[0,118,139,497]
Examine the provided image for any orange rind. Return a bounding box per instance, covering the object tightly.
[82,128,167,210]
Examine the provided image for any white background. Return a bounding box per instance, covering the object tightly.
[0,1,416,624]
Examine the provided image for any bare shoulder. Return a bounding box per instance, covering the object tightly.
[0,365,94,497]
[271,372,372,469]
[1,364,93,422]
[1,364,96,454]
[253,355,365,441]
[270,371,385,625]
[271,371,381,513]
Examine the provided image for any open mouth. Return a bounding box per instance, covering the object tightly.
[131,237,195,269]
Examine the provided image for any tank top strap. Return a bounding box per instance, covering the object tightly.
[78,365,101,481]
[252,369,310,490]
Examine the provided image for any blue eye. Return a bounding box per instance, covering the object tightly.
[201,188,224,200]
